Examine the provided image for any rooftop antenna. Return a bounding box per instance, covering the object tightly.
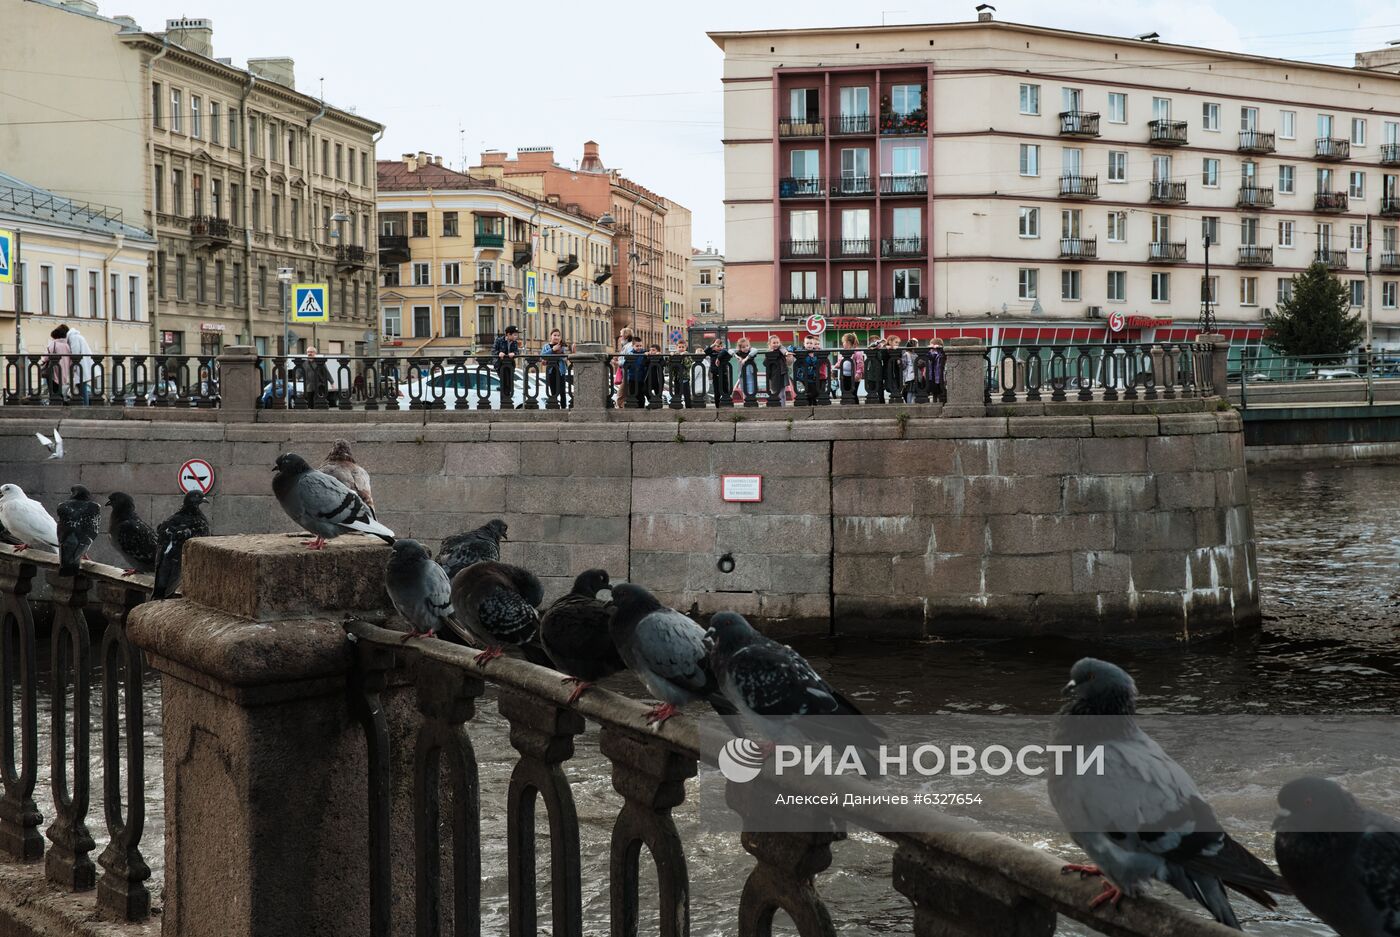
[319,77,324,101]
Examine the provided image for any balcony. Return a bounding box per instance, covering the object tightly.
[778,117,825,138]
[378,233,410,265]
[1382,197,1400,217]
[1316,138,1350,160]
[881,296,925,317]
[1380,251,1400,272]
[1058,175,1099,199]
[1314,192,1349,213]
[594,264,613,284]
[779,299,823,320]
[879,173,928,196]
[834,300,876,316]
[778,176,824,199]
[1238,130,1276,154]
[1236,246,1273,267]
[1058,111,1100,138]
[334,244,368,270]
[780,239,825,259]
[1383,143,1400,166]
[557,253,578,277]
[1315,248,1348,270]
[880,236,925,258]
[1148,180,1188,204]
[831,237,873,258]
[1237,185,1274,209]
[474,278,505,294]
[831,175,874,197]
[474,231,506,248]
[1059,237,1097,260]
[1148,119,1188,146]
[832,114,873,135]
[189,215,232,249]
[1148,241,1187,263]
[879,110,927,135]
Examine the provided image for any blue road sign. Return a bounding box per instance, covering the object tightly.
[292,282,329,322]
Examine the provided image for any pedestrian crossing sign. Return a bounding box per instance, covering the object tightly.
[292,282,328,322]
[0,229,13,285]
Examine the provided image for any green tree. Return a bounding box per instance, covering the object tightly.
[1266,261,1365,362]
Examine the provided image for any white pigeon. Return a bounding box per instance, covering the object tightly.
[0,484,60,553]
[35,429,63,460]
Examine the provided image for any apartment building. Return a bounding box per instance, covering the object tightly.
[662,200,693,345]
[688,246,725,346]
[711,10,1400,351]
[377,153,615,355]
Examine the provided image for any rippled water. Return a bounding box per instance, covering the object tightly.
[29,462,1400,932]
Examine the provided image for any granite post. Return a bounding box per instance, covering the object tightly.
[941,338,988,417]
[215,346,260,422]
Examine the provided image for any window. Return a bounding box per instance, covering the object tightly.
[1151,213,1171,242]
[109,272,120,320]
[1278,278,1294,304]
[1107,92,1126,123]
[1385,282,1398,308]
[1240,106,1258,132]
[153,166,164,212]
[1386,226,1399,252]
[699,269,712,285]
[155,253,165,299]
[229,105,239,148]
[1318,113,1334,138]
[171,169,184,215]
[195,258,206,303]
[211,101,221,143]
[443,305,461,338]
[443,212,459,236]
[321,139,330,175]
[1017,268,1038,300]
[1061,269,1081,301]
[1106,270,1126,302]
[267,119,278,162]
[1201,276,1218,304]
[1350,224,1365,250]
[1278,165,1295,194]
[1202,102,1220,131]
[1061,209,1082,238]
[890,84,921,116]
[1019,83,1040,115]
[230,183,240,225]
[412,306,431,337]
[789,149,819,179]
[128,275,140,321]
[190,95,202,138]
[251,189,262,230]
[1279,110,1296,139]
[1352,118,1367,146]
[39,265,53,314]
[1278,221,1295,247]
[65,268,78,315]
[1018,206,1039,238]
[232,263,243,306]
[839,86,870,118]
[214,260,224,304]
[842,269,869,299]
[1062,147,1082,176]
[191,174,203,216]
[443,262,461,285]
[1241,217,1259,246]
[270,194,281,236]
[257,265,267,307]
[170,88,182,132]
[152,82,162,128]
[1151,272,1170,302]
[1240,277,1258,306]
[1107,151,1126,182]
[382,306,402,338]
[1350,171,1366,198]
[335,143,345,179]
[361,153,369,186]
[382,266,400,287]
[174,255,185,300]
[1152,97,1171,120]
[290,198,299,238]
[412,212,428,238]
[1202,216,1220,245]
[1151,154,1171,182]
[1349,280,1365,307]
[1202,158,1220,187]
[1018,144,1039,176]
[347,146,356,182]
[88,270,100,318]
[248,113,259,156]
[786,270,816,300]
[1107,211,1127,242]
[412,262,431,286]
[212,179,222,219]
[477,306,496,339]
[699,298,712,314]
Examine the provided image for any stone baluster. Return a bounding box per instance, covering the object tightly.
[737,830,842,937]
[350,638,395,937]
[941,338,988,417]
[45,571,96,891]
[892,844,1056,937]
[0,556,42,861]
[1201,332,1230,397]
[570,343,610,412]
[216,345,260,422]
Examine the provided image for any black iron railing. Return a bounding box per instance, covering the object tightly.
[780,239,824,259]
[378,234,410,264]
[1148,119,1188,145]
[831,237,873,258]
[1237,185,1274,209]
[1381,251,1400,272]
[1148,180,1187,204]
[1058,175,1099,199]
[475,278,505,293]
[335,244,368,268]
[1381,197,1400,217]
[2,354,221,408]
[1382,143,1400,165]
[879,173,928,196]
[1314,248,1348,270]
[778,177,824,199]
[189,215,232,244]
[1058,111,1100,137]
[1237,130,1275,153]
[1314,191,1349,212]
[984,342,1214,405]
[831,176,874,197]
[880,236,925,258]
[1059,237,1097,260]
[1237,246,1273,266]
[1315,137,1351,160]
[1147,241,1187,263]
[832,114,873,135]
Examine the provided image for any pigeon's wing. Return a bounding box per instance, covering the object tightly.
[503,564,544,608]
[1358,824,1400,929]
[35,432,52,450]
[115,517,159,571]
[52,428,62,458]
[350,464,374,509]
[153,515,198,599]
[7,498,58,550]
[632,610,713,695]
[474,584,539,646]
[389,559,455,633]
[295,471,393,542]
[725,643,842,716]
[539,595,623,678]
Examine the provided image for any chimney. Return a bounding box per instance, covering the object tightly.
[246,56,295,89]
[434,156,444,167]
[62,0,101,14]
[580,140,605,172]
[111,13,141,30]
[975,3,995,21]
[165,17,213,57]
[403,153,418,172]
[479,150,506,167]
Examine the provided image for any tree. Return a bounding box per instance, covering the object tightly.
[1265,261,1365,362]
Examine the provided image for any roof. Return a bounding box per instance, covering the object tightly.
[0,171,154,242]
[376,160,611,225]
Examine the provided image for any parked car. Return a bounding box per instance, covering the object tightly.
[394,369,530,408]
[1313,368,1362,380]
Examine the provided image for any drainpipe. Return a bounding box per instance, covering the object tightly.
[147,36,171,354]
[370,127,384,356]
[239,72,257,348]
[427,186,440,355]
[305,97,328,349]
[101,233,126,355]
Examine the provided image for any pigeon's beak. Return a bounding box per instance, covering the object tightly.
[1061,679,1077,696]
[1270,809,1289,831]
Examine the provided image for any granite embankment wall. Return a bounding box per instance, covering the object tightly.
[0,405,1257,640]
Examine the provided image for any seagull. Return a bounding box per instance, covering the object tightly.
[56,485,100,576]
[0,484,59,554]
[538,569,622,703]
[35,428,63,460]
[449,560,543,667]
[606,582,721,725]
[271,452,393,549]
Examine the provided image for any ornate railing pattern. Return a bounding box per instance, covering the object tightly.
[3,354,221,407]
[0,549,154,921]
[984,343,1215,404]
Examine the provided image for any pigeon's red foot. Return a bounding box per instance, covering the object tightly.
[400,629,431,643]
[121,568,139,577]
[303,536,328,551]
[1088,881,1124,910]
[645,702,679,725]
[1062,864,1103,879]
[561,677,593,705]
[12,544,29,553]
[473,646,504,667]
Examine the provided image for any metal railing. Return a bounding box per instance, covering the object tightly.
[1314,191,1349,212]
[1148,179,1187,204]
[1381,251,1400,272]
[780,238,824,259]
[985,342,1214,404]
[1381,196,1400,217]
[830,237,873,258]
[832,114,873,135]
[2,354,221,408]
[1315,137,1351,160]
[335,243,368,267]
[1233,349,1385,409]
[778,117,826,137]
[1236,245,1273,266]
[1147,119,1188,145]
[1057,110,1100,137]
[1057,175,1099,199]
[188,215,232,242]
[1314,248,1348,269]
[778,177,824,199]
[1237,130,1275,153]
[1382,143,1400,165]
[0,549,154,922]
[831,175,874,197]
[1058,237,1097,260]
[880,236,925,257]
[879,110,927,135]
[1147,241,1188,263]
[1236,185,1274,209]
[879,173,928,196]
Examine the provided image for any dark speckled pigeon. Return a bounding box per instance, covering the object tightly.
[539,569,622,704]
[1274,776,1400,937]
[606,583,721,725]
[449,560,542,667]
[105,492,156,576]
[153,491,211,600]
[56,485,100,576]
[437,519,507,580]
[1047,658,1291,929]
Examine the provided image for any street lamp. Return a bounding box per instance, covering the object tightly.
[1199,235,1216,334]
[278,266,295,356]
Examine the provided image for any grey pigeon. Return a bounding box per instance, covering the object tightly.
[105,491,157,575]
[1274,776,1400,937]
[1047,658,1290,928]
[272,452,393,550]
[153,491,211,599]
[0,484,59,554]
[319,440,374,511]
[449,560,542,667]
[539,569,623,703]
[437,519,507,580]
[56,485,100,576]
[606,583,719,725]
[385,539,469,643]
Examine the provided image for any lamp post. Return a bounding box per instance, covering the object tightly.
[1198,234,1216,334]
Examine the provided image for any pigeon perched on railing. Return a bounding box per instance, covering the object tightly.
[272,452,393,550]
[605,583,722,725]
[56,485,100,577]
[105,492,157,576]
[153,490,211,599]
[0,484,59,554]
[539,569,623,703]
[385,539,470,644]
[1047,658,1291,929]
[436,519,507,580]
[449,560,543,667]
[319,440,374,512]
[1274,776,1400,937]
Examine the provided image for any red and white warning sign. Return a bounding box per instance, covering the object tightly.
[178,458,215,495]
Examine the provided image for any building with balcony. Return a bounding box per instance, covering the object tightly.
[712,10,1400,350]
[376,153,614,356]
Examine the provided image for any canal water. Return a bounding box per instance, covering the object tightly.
[28,462,1400,933]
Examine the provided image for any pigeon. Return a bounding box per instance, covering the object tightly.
[319,440,374,512]
[1047,658,1291,929]
[449,560,543,667]
[56,485,100,576]
[152,490,212,600]
[105,491,157,576]
[0,484,59,554]
[1274,776,1400,937]
[606,582,720,725]
[271,452,393,550]
[437,519,507,580]
[385,539,471,644]
[538,569,623,703]
[35,428,63,460]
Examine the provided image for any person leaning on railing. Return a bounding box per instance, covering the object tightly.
[764,334,793,404]
[864,338,887,404]
[493,326,521,409]
[792,333,827,406]
[703,337,731,404]
[838,332,866,399]
[622,336,648,408]
[927,338,947,402]
[41,327,72,404]
[542,328,569,405]
[731,336,758,403]
[668,338,694,408]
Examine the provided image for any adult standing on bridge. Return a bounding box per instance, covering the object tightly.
[493,325,521,409]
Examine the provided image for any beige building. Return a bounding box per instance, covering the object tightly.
[3,1,382,357]
[661,199,693,346]
[377,153,615,355]
[688,246,725,345]
[711,11,1400,352]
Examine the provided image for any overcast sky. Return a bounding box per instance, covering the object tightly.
[104,0,1400,250]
